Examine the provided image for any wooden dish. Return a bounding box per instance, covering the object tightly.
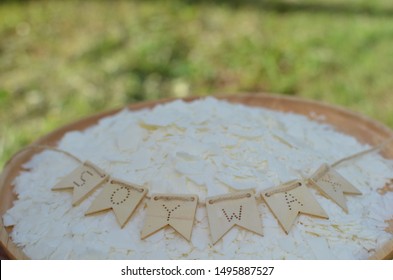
[1,93,393,259]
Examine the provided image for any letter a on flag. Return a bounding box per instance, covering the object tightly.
[310,164,361,212]
[206,190,263,244]
[262,181,328,234]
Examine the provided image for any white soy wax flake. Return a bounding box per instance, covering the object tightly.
[167,236,192,257]
[308,236,336,259]
[23,239,58,260]
[4,97,393,259]
[141,106,180,127]
[2,212,16,226]
[50,240,73,259]
[191,226,209,251]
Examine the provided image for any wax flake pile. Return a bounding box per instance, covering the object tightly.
[3,98,393,259]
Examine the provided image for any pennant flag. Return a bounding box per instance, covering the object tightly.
[310,163,361,212]
[206,190,262,245]
[85,178,147,228]
[141,194,198,241]
[262,181,328,234]
[52,161,108,206]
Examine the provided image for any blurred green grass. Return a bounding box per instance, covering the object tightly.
[1,0,393,168]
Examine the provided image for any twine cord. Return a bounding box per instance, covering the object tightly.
[6,145,83,167]
[264,136,393,197]
[264,181,302,197]
[110,179,145,193]
[5,136,393,202]
[153,195,196,202]
[84,161,107,178]
[208,192,252,205]
[330,136,393,168]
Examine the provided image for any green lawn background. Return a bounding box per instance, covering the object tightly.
[1,0,393,168]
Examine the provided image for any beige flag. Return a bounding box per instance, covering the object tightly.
[52,161,108,206]
[85,178,147,228]
[141,194,198,241]
[310,163,362,212]
[206,190,263,245]
[262,180,328,234]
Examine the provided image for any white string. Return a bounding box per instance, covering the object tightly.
[6,136,393,202]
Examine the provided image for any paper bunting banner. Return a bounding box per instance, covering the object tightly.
[310,164,361,212]
[262,181,328,234]
[206,190,263,244]
[52,161,108,206]
[85,178,147,227]
[141,194,198,241]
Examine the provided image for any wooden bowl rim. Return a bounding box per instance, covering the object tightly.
[1,93,392,259]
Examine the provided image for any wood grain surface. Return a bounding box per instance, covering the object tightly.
[1,93,392,259]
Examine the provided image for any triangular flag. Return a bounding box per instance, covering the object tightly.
[52,161,108,206]
[310,163,362,212]
[262,181,328,234]
[206,190,262,245]
[141,194,198,241]
[85,178,147,227]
